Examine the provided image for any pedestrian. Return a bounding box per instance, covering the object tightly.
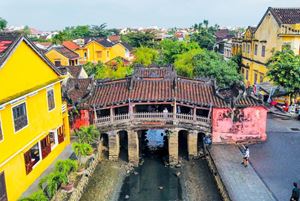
[241,145,250,167]
[290,182,300,201]
[203,135,212,149]
[163,107,168,119]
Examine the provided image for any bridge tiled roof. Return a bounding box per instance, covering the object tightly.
[72,67,263,109]
[87,78,227,108]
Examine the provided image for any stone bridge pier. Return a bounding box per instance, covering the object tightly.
[105,128,207,166]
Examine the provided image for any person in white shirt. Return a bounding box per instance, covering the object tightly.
[241,146,250,167]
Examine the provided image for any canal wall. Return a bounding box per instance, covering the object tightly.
[206,148,231,201]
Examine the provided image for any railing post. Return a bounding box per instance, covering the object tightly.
[129,103,134,121]
[173,101,177,121]
[93,106,97,124]
[110,107,114,123]
[193,106,196,121]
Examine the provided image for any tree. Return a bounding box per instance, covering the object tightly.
[159,39,200,64]
[83,61,105,76]
[174,48,242,87]
[0,17,7,31]
[90,23,109,38]
[133,47,159,66]
[230,52,242,71]
[267,49,300,99]
[21,25,31,36]
[190,20,218,50]
[121,31,156,48]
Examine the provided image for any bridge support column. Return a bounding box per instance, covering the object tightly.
[108,131,119,161]
[168,129,178,165]
[188,131,198,159]
[128,130,139,166]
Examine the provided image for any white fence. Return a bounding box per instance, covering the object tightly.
[94,112,210,126]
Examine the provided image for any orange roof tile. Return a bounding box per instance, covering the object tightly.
[62,41,80,51]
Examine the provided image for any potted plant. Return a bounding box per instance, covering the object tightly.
[19,190,48,201]
[39,171,67,199]
[55,159,78,192]
[72,142,93,174]
[75,125,100,148]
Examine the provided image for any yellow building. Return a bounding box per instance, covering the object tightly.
[45,46,79,67]
[241,7,300,86]
[0,33,70,201]
[75,39,132,64]
[231,37,242,56]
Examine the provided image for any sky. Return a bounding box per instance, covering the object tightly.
[0,0,299,31]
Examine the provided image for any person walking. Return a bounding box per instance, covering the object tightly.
[241,145,250,167]
[290,182,300,201]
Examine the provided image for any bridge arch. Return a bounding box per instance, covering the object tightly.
[118,130,128,162]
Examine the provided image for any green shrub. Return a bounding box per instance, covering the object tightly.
[38,171,67,198]
[19,190,48,201]
[55,159,78,175]
[72,142,93,166]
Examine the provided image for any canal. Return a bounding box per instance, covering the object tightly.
[80,129,222,201]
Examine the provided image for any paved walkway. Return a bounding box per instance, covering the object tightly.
[21,144,73,197]
[210,145,276,201]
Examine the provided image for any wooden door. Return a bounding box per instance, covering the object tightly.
[0,172,7,201]
[41,136,51,158]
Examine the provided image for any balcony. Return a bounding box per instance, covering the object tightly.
[62,102,67,113]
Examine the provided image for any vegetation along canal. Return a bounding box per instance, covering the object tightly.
[118,129,222,201]
[80,129,221,201]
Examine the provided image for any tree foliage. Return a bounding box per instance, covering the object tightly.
[267,49,300,95]
[159,39,200,64]
[72,142,93,166]
[83,61,133,79]
[19,190,48,201]
[190,20,218,50]
[174,48,242,87]
[0,17,7,31]
[75,125,100,145]
[133,47,159,66]
[121,31,156,48]
[38,172,67,199]
[52,23,111,44]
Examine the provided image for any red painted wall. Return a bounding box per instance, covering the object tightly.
[212,106,267,143]
[72,110,90,130]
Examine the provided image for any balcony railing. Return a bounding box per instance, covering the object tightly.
[62,102,67,113]
[94,112,210,127]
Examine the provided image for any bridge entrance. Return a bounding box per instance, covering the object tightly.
[119,130,128,162]
[178,130,188,160]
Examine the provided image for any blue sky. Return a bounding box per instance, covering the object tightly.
[0,0,299,30]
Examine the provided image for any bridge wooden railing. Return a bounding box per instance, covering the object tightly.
[94,112,210,127]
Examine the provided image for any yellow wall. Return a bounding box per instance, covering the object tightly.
[0,39,70,201]
[45,49,70,67]
[0,42,58,102]
[75,41,128,64]
[241,10,300,85]
[110,43,126,60]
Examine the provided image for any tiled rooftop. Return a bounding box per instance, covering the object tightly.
[271,7,300,24]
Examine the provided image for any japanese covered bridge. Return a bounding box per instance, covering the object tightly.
[66,66,267,165]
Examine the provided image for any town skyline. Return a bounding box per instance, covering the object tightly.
[1,0,299,30]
